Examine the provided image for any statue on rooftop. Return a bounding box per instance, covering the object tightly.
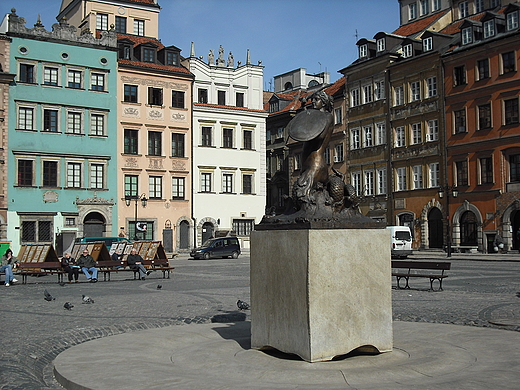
[208,49,214,65]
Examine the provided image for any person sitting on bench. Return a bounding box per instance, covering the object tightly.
[127,248,150,280]
[77,249,98,283]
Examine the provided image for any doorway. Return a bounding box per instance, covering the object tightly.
[201,222,214,244]
[179,220,190,249]
[512,210,520,250]
[428,207,443,248]
[82,212,105,237]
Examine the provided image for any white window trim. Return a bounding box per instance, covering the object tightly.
[41,158,61,187]
[16,102,37,131]
[65,159,84,189]
[66,109,84,135]
[89,161,106,189]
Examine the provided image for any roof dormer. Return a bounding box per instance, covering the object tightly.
[459,19,481,46]
[356,38,376,60]
[118,38,135,60]
[158,45,181,66]
[504,3,520,31]
[134,42,159,63]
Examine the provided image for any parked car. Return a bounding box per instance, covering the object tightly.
[76,237,132,247]
[386,226,413,258]
[190,237,241,259]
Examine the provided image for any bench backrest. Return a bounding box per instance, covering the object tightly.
[17,261,62,270]
[391,260,451,271]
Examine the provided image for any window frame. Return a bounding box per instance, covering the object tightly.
[172,177,185,200]
[89,163,105,189]
[172,133,185,157]
[66,161,82,189]
[17,158,34,186]
[124,129,139,155]
[90,72,105,92]
[171,90,185,108]
[66,110,83,135]
[223,128,234,149]
[67,68,83,89]
[454,108,467,133]
[43,66,59,86]
[43,107,59,132]
[148,176,163,199]
[42,160,59,187]
[134,19,145,36]
[502,51,516,74]
[124,84,138,103]
[148,131,162,156]
[478,103,492,130]
[124,175,138,197]
[201,126,212,147]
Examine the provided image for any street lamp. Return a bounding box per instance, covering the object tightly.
[125,193,148,240]
[438,186,458,257]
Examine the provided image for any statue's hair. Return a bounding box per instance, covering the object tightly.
[312,90,333,112]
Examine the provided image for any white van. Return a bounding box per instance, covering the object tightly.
[386,226,413,258]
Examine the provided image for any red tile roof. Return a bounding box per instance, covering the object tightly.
[440,13,484,35]
[117,34,165,49]
[194,103,267,114]
[393,10,449,37]
[324,77,345,96]
[118,59,192,74]
[122,0,158,5]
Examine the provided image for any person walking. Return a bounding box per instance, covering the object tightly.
[0,249,18,286]
[126,248,150,280]
[77,249,98,282]
[61,252,80,283]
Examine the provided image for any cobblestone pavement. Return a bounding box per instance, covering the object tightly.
[1,251,519,389]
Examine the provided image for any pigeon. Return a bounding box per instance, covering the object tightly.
[59,282,66,287]
[44,289,55,301]
[64,302,74,310]
[237,299,250,311]
[82,294,94,304]
[516,291,520,298]
[157,284,162,290]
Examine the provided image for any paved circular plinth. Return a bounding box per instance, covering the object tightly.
[54,321,520,390]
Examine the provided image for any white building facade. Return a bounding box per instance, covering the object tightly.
[187,45,267,249]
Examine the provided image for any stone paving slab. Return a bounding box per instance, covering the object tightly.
[53,320,520,390]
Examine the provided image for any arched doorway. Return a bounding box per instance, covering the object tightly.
[179,220,190,249]
[201,222,214,244]
[83,212,106,237]
[460,211,478,246]
[428,207,443,248]
[511,210,520,250]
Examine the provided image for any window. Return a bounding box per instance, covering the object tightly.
[363,84,373,104]
[115,16,127,33]
[166,51,179,66]
[456,160,468,186]
[376,123,386,145]
[377,169,387,195]
[21,220,52,243]
[480,157,493,184]
[423,36,433,52]
[454,65,466,86]
[375,80,385,100]
[478,103,492,129]
[91,73,105,91]
[411,81,421,101]
[124,129,138,154]
[67,162,81,188]
[67,69,82,89]
[402,44,413,58]
[432,0,441,12]
[429,163,440,187]
[412,123,422,144]
[365,171,374,196]
[42,108,58,132]
[335,143,344,162]
[43,67,58,86]
[409,3,417,19]
[242,174,253,194]
[172,91,185,108]
[334,108,342,124]
[18,159,33,186]
[507,11,519,30]
[351,88,360,107]
[294,154,302,170]
[172,133,185,157]
[459,1,468,18]
[18,107,34,130]
[201,172,212,192]
[236,92,244,107]
[143,48,155,63]
[90,164,104,189]
[364,126,373,147]
[202,127,212,146]
[397,167,407,191]
[243,130,253,150]
[510,154,520,181]
[359,44,368,58]
[218,90,226,106]
[427,119,439,141]
[352,172,361,196]
[67,111,82,134]
[134,19,145,36]
[420,0,429,15]
[427,76,437,97]
[122,45,131,60]
[233,219,254,236]
[477,59,490,80]
[462,27,473,45]
[149,176,162,199]
[148,131,162,156]
[19,63,35,83]
[484,20,495,38]
[125,175,138,197]
[124,85,138,103]
[223,128,233,148]
[505,98,519,125]
[351,128,360,149]
[148,87,163,106]
[96,13,108,30]
[475,0,484,13]
[394,85,404,106]
[377,38,385,52]
[324,148,330,165]
[43,161,58,187]
[395,126,406,147]
[222,173,233,193]
[454,109,466,133]
[172,177,185,200]
[90,113,105,136]
[198,89,208,104]
[502,51,516,74]
[413,165,423,189]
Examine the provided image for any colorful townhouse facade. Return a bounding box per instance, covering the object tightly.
[2,10,118,254]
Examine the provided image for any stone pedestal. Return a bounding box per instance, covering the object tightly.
[250,228,393,362]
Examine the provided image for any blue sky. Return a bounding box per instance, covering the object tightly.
[1,0,399,89]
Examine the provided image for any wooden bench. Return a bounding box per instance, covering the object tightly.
[16,262,66,284]
[391,260,451,291]
[97,258,174,281]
